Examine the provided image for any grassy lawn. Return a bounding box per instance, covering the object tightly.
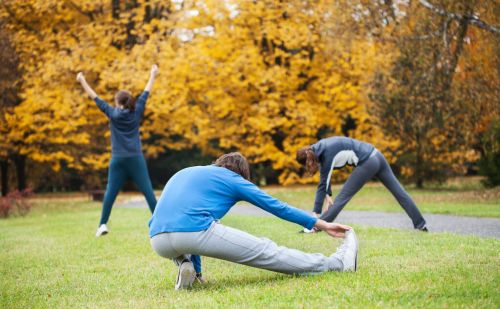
[1,199,499,308]
[265,182,500,218]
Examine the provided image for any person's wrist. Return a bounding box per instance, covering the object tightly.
[314,219,326,230]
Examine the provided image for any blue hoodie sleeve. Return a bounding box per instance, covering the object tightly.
[232,176,317,229]
[94,97,114,118]
[135,91,149,117]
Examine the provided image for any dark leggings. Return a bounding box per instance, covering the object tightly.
[319,151,426,229]
[99,155,157,225]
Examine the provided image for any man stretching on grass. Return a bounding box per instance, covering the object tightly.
[149,152,359,290]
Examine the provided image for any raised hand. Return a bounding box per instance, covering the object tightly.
[76,72,98,99]
[76,72,85,82]
[150,64,159,76]
[145,65,158,92]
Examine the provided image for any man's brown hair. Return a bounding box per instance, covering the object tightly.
[214,152,251,180]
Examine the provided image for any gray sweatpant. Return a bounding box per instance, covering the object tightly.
[150,221,342,275]
[320,150,426,229]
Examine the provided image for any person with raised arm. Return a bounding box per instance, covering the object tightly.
[76,65,159,237]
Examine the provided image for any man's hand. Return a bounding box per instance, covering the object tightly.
[314,219,351,238]
[76,72,85,82]
[150,64,158,76]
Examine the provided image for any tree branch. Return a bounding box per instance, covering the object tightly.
[418,0,499,35]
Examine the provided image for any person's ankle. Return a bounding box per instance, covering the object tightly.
[195,272,206,284]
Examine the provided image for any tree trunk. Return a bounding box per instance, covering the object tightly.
[416,151,424,189]
[112,0,120,19]
[14,155,26,190]
[415,131,424,189]
[1,159,8,196]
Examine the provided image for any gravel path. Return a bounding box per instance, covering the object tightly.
[118,199,500,239]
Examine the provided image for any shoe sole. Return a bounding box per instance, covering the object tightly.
[96,231,108,237]
[175,263,195,290]
[353,231,358,272]
[344,230,358,272]
[354,250,358,271]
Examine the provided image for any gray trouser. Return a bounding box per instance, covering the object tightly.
[150,221,342,275]
[320,150,426,229]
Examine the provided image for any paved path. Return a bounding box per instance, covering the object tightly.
[118,199,500,239]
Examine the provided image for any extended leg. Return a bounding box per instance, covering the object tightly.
[128,155,157,213]
[99,158,128,225]
[174,223,343,275]
[375,152,426,229]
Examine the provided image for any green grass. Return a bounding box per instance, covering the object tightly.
[1,200,499,308]
[264,183,500,218]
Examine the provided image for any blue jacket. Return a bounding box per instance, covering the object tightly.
[94,91,149,157]
[149,165,317,237]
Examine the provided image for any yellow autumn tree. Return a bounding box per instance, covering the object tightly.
[146,0,390,184]
[1,0,390,188]
[0,0,178,175]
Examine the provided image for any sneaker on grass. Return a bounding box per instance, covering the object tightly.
[175,260,196,290]
[95,224,108,237]
[300,227,316,233]
[332,229,358,272]
[419,225,429,232]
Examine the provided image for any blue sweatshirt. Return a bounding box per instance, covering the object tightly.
[94,91,149,157]
[311,136,374,212]
[149,165,317,237]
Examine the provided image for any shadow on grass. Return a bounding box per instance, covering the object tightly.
[190,272,293,292]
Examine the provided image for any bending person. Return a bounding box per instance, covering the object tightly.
[77,65,159,237]
[296,136,427,232]
[149,152,359,290]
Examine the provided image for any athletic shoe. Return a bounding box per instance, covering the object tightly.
[175,260,196,290]
[300,227,316,233]
[419,226,429,232]
[95,224,108,237]
[333,229,358,272]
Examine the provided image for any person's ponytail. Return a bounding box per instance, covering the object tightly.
[123,95,136,112]
[296,146,319,175]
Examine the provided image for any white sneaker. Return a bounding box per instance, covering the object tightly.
[95,224,108,237]
[333,229,358,271]
[175,260,196,290]
[302,227,315,233]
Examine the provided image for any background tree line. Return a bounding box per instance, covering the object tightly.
[0,0,498,195]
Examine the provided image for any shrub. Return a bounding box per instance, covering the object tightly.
[0,189,34,218]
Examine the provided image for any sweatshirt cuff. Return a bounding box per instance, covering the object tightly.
[304,217,318,230]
